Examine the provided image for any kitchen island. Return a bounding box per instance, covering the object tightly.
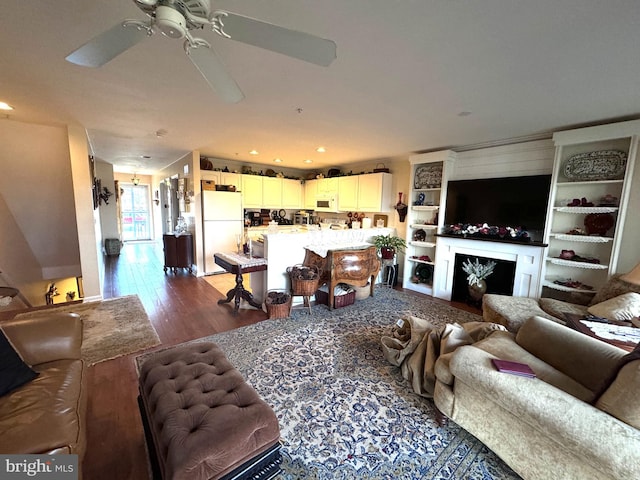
[248,227,395,305]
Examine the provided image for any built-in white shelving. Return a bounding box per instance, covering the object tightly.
[541,120,640,298]
[403,151,456,296]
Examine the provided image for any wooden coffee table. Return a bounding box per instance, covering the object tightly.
[564,313,638,352]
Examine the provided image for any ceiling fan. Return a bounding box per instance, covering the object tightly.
[65,0,337,103]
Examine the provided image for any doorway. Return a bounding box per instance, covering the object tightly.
[120,184,152,241]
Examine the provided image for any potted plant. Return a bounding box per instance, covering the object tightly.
[372,234,406,259]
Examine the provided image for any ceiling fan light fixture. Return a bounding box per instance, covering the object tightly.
[155,5,187,39]
[135,0,158,6]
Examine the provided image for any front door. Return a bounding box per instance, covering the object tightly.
[121,184,151,241]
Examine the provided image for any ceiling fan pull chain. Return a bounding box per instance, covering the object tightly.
[210,11,231,39]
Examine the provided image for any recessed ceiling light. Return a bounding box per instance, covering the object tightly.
[303,159,313,164]
[458,111,472,117]
[273,158,282,163]
[0,101,14,111]
[316,147,326,153]
[249,150,259,155]
[141,155,151,159]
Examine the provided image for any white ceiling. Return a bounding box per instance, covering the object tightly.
[1,0,639,174]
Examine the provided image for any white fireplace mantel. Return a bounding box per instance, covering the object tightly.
[433,236,546,300]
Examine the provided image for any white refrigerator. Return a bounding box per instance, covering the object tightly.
[202,191,244,274]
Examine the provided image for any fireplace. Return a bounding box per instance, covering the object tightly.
[433,236,546,301]
[451,254,516,303]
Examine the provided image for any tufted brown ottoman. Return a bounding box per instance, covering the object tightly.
[138,342,281,480]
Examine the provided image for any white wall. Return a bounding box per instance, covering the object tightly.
[67,124,102,302]
[451,139,555,180]
[0,119,82,278]
[96,160,119,242]
[0,194,45,307]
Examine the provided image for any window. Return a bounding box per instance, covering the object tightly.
[120,184,151,241]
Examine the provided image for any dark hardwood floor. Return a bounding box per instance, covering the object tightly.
[85,241,268,480]
[2,241,479,479]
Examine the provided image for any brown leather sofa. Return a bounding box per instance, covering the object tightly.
[0,313,87,473]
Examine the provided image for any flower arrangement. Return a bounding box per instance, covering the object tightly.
[443,223,530,242]
[462,258,496,287]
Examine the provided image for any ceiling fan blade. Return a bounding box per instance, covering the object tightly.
[218,12,337,67]
[187,44,244,104]
[65,22,150,67]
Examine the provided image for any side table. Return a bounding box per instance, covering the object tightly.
[214,253,267,315]
[163,233,193,273]
[564,313,638,352]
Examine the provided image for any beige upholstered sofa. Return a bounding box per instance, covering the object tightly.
[434,315,640,480]
[483,274,640,332]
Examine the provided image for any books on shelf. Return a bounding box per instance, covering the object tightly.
[492,359,536,378]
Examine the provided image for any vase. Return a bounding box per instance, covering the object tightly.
[395,192,408,222]
[467,279,487,302]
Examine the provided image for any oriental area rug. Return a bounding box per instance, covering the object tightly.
[15,294,160,365]
[137,288,521,480]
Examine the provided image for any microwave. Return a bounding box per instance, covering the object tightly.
[315,194,339,212]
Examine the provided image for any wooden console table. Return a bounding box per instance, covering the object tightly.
[214,253,267,315]
[303,245,380,310]
[163,233,194,273]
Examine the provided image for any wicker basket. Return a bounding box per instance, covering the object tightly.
[264,290,292,319]
[105,238,122,256]
[315,284,356,309]
[287,265,321,297]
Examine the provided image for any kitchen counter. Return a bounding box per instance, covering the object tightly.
[249,227,395,304]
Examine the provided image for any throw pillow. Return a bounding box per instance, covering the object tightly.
[587,292,640,321]
[594,347,640,429]
[590,274,640,305]
[0,329,39,397]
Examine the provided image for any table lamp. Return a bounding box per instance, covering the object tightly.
[621,262,640,286]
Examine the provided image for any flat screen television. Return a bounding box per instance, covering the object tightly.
[443,174,552,242]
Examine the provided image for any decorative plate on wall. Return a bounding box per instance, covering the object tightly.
[414,164,442,189]
[563,150,627,181]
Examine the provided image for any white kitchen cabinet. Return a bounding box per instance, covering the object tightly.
[317,177,338,194]
[282,179,303,209]
[241,175,263,208]
[337,176,358,211]
[201,171,220,183]
[239,175,303,209]
[262,177,282,208]
[541,120,640,299]
[358,172,393,212]
[201,171,240,189]
[220,172,241,189]
[337,173,393,213]
[403,151,456,296]
[304,179,318,209]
